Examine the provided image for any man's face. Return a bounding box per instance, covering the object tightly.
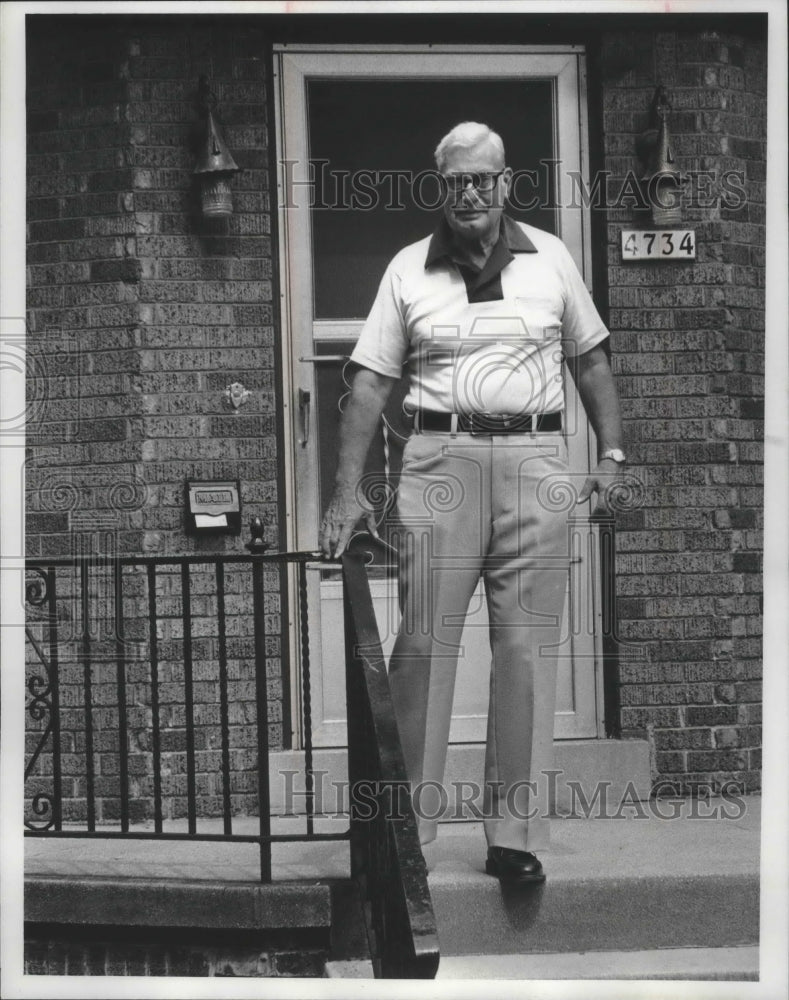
[440,141,512,246]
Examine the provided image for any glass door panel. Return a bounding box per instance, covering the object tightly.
[308,78,556,319]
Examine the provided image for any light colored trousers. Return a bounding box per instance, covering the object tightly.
[388,429,570,852]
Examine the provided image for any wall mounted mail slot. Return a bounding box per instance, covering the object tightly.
[186,480,241,535]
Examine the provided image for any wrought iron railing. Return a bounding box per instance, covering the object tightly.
[23,546,345,879]
[342,551,440,979]
[24,535,439,979]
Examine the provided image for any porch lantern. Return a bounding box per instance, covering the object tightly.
[638,86,687,227]
[193,77,240,219]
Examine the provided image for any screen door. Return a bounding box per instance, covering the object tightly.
[274,47,604,747]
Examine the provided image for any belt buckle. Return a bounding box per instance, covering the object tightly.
[469,413,511,435]
[468,412,490,436]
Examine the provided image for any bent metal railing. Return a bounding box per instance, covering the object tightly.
[342,551,440,980]
[23,541,439,979]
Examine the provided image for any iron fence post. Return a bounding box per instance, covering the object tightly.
[47,566,63,831]
[248,518,272,882]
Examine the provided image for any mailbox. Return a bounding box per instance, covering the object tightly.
[185,480,241,535]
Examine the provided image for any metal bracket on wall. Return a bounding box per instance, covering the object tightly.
[225,382,251,410]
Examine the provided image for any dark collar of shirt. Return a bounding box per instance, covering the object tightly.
[424,214,538,303]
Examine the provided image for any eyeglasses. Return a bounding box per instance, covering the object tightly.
[440,170,506,194]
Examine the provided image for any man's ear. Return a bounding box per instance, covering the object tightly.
[502,166,514,199]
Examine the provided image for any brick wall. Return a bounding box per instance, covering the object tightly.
[599,28,765,794]
[26,20,279,556]
[25,16,767,815]
[26,24,142,560]
[25,18,286,826]
[127,25,279,557]
[24,929,327,977]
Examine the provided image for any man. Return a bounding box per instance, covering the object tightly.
[320,122,625,885]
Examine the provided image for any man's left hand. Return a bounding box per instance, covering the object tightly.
[575,459,624,517]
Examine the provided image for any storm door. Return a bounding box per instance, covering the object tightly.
[274,47,604,747]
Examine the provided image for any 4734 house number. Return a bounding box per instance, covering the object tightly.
[621,229,696,260]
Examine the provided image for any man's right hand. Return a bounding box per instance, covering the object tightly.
[318,367,395,559]
[319,483,379,559]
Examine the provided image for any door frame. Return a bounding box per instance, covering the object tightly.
[272,43,605,747]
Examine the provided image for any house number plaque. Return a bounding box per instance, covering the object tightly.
[621,229,696,260]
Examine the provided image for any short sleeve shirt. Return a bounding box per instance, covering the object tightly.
[350,215,609,415]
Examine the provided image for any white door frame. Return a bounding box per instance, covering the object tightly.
[273,44,604,747]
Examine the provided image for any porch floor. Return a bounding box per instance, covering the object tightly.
[25,796,763,980]
[26,793,760,885]
[25,796,769,980]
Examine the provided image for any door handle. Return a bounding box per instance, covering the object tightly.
[298,388,311,446]
[299,354,349,364]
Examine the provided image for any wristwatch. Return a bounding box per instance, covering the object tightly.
[599,448,627,464]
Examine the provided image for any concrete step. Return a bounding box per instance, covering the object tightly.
[325,945,759,980]
[268,738,652,818]
[422,796,760,957]
[434,946,760,980]
[324,958,374,977]
[25,874,335,932]
[25,796,761,978]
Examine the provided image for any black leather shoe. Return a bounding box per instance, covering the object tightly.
[485,846,546,884]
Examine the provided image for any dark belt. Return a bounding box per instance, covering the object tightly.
[413,410,562,435]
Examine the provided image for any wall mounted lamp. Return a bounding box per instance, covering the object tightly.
[193,76,241,219]
[637,86,687,227]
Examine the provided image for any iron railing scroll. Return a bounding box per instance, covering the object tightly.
[24,565,63,832]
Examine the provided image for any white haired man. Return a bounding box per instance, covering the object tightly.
[320,121,625,885]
